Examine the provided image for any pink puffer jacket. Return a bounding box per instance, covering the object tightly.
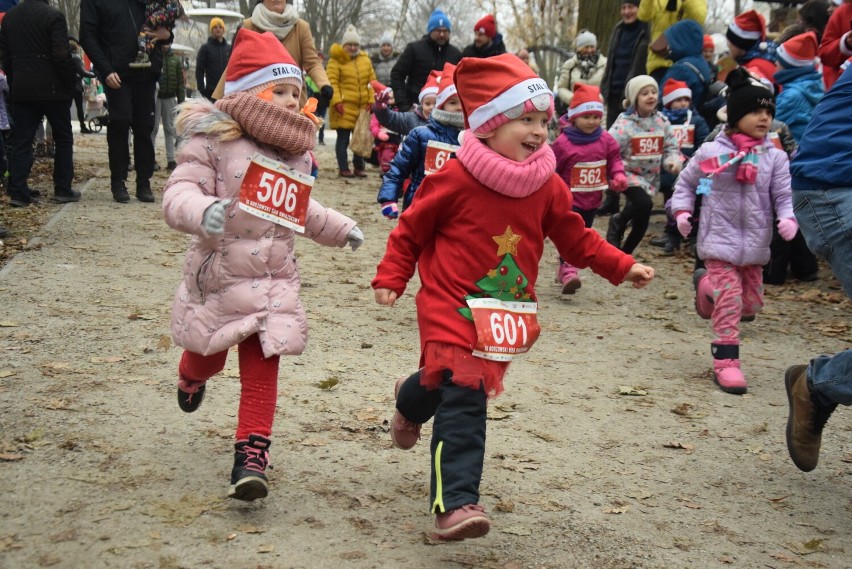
[163,100,357,358]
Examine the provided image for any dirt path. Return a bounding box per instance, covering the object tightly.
[0,131,849,569]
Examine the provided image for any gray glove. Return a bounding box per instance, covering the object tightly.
[346,226,363,251]
[201,199,233,235]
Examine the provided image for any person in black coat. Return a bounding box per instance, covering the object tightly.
[390,8,461,111]
[80,0,172,204]
[195,17,230,101]
[461,14,507,59]
[0,0,77,206]
[70,38,96,134]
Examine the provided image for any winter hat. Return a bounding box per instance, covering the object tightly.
[453,53,553,135]
[575,30,597,50]
[426,9,452,33]
[777,31,819,68]
[622,74,657,109]
[379,31,394,46]
[223,28,302,97]
[474,14,496,39]
[342,24,361,45]
[210,17,225,33]
[842,56,852,72]
[567,83,604,119]
[419,70,441,103]
[703,34,714,50]
[621,0,640,5]
[435,63,458,108]
[662,78,691,106]
[726,10,766,51]
[725,67,775,127]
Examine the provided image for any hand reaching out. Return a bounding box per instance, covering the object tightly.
[623,263,654,288]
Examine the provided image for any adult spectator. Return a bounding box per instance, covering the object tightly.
[372,31,398,87]
[601,0,650,129]
[390,8,462,111]
[152,39,184,171]
[817,0,852,89]
[461,14,506,59]
[516,48,539,73]
[211,0,331,104]
[638,0,707,83]
[777,0,831,44]
[784,63,852,474]
[80,0,171,203]
[557,31,607,108]
[0,0,77,207]
[327,24,376,178]
[195,17,230,101]
[70,37,96,134]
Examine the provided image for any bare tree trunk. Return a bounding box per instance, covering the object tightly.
[577,0,622,54]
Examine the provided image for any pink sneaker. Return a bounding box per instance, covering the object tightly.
[713,359,747,394]
[693,269,714,320]
[557,262,581,294]
[432,504,491,540]
[390,378,421,450]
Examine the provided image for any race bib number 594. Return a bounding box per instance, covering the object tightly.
[631,134,663,160]
[238,154,314,233]
[466,298,541,362]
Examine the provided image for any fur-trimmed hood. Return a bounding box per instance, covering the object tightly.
[175,98,243,145]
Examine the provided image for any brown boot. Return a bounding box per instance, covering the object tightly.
[785,365,837,472]
[339,169,354,178]
[353,169,367,178]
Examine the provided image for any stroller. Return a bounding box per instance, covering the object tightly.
[83,79,109,133]
[87,109,109,133]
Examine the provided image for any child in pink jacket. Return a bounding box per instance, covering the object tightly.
[551,83,627,293]
[163,29,363,502]
[369,87,401,175]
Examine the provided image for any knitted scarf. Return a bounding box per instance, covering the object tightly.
[563,125,603,145]
[215,92,316,156]
[575,52,601,80]
[661,107,690,125]
[699,132,763,184]
[431,108,465,128]
[251,2,299,40]
[456,130,556,198]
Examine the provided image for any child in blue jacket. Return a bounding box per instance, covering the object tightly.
[773,31,824,143]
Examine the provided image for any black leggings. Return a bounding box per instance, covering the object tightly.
[620,186,654,254]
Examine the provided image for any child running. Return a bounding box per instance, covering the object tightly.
[372,71,438,136]
[163,29,364,501]
[671,67,796,395]
[551,83,627,293]
[607,75,683,253]
[372,53,654,540]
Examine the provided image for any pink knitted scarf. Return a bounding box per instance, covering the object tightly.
[455,130,556,198]
[215,92,316,156]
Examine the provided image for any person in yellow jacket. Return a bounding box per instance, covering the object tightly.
[639,0,707,83]
[327,24,377,177]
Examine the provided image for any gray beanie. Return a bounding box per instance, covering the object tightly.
[575,30,597,50]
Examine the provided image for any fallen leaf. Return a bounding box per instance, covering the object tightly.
[91,356,126,364]
[257,544,274,553]
[767,495,790,503]
[300,438,328,447]
[770,552,796,563]
[500,526,532,536]
[671,403,694,416]
[663,441,695,453]
[316,377,339,390]
[0,453,23,461]
[0,321,19,327]
[619,385,648,396]
[235,524,265,534]
[603,506,630,514]
[785,538,826,555]
[157,335,172,351]
[718,555,735,564]
[0,370,16,378]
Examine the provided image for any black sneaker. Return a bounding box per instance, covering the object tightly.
[177,383,206,413]
[0,224,7,238]
[8,195,32,208]
[606,213,625,249]
[136,184,155,203]
[112,182,130,204]
[229,434,271,501]
[52,189,81,203]
[166,161,178,170]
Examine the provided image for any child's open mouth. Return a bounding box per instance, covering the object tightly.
[522,142,539,153]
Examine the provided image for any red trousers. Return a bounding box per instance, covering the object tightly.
[179,334,279,440]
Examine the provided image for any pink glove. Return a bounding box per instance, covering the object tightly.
[373,89,390,110]
[777,218,798,241]
[334,102,345,115]
[609,173,628,192]
[377,130,389,142]
[676,212,693,238]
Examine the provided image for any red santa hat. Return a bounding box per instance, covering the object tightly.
[703,35,714,51]
[567,83,604,120]
[474,14,496,39]
[662,78,692,106]
[777,31,819,68]
[418,70,441,104]
[435,62,458,109]
[453,53,553,135]
[224,28,302,97]
[726,10,766,51]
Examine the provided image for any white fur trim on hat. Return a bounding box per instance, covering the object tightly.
[419,86,438,103]
[436,84,458,108]
[224,63,302,97]
[468,78,551,133]
[728,21,763,41]
[776,44,814,67]
[567,100,604,119]
[663,86,692,105]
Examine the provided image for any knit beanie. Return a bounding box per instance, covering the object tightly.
[575,30,597,50]
[474,14,496,39]
[567,83,604,119]
[210,17,225,33]
[726,10,766,51]
[725,67,775,128]
[435,63,458,109]
[453,53,553,135]
[342,24,361,45]
[621,0,640,5]
[622,75,657,109]
[703,34,714,50]
[777,31,818,69]
[662,78,691,106]
[379,31,394,46]
[426,9,452,33]
[419,70,441,104]
[223,28,302,97]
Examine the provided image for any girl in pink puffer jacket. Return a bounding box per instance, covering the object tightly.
[163,29,363,502]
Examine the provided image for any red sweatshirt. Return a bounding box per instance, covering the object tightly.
[818,2,852,89]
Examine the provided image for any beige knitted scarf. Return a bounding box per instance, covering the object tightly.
[251,3,299,40]
[215,92,316,156]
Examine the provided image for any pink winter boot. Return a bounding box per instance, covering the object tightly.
[556,261,581,294]
[711,343,747,394]
[693,269,714,320]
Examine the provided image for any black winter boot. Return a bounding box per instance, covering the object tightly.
[597,190,620,216]
[229,434,271,501]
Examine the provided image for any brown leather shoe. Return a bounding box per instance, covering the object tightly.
[339,169,354,178]
[353,170,367,178]
[785,364,837,472]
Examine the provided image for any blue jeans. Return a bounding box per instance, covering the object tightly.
[793,188,852,405]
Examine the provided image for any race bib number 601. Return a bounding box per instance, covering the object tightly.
[424,141,460,175]
[238,153,314,233]
[466,298,541,362]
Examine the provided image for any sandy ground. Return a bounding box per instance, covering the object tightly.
[0,129,850,569]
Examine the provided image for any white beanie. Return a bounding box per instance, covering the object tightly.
[380,31,394,46]
[575,30,597,50]
[342,24,361,45]
[622,75,658,109]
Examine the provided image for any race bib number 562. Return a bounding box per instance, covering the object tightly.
[238,153,314,233]
[466,298,541,362]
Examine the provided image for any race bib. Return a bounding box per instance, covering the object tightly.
[768,132,783,150]
[630,133,663,160]
[238,154,314,233]
[466,298,541,362]
[424,141,459,175]
[570,160,608,192]
[670,125,695,150]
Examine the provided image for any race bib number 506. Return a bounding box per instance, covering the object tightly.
[238,154,314,233]
[466,298,541,362]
